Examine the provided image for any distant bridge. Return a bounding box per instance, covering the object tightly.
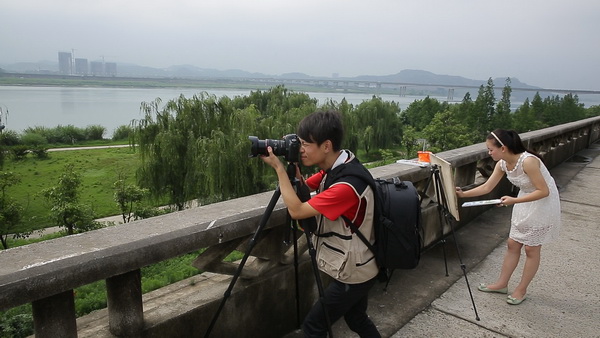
[3,72,599,96]
[246,77,600,95]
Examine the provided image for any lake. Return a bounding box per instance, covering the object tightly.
[1,86,598,136]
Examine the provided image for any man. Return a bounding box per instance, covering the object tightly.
[261,110,381,338]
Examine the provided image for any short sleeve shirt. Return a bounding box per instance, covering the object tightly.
[306,170,360,221]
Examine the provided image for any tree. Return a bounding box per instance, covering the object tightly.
[354,96,402,155]
[41,164,101,235]
[513,98,540,132]
[494,77,513,129]
[114,175,149,223]
[0,172,24,249]
[400,96,445,131]
[400,125,419,159]
[132,87,317,209]
[472,78,496,137]
[421,109,474,153]
[530,92,546,127]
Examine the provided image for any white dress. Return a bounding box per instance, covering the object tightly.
[501,152,561,246]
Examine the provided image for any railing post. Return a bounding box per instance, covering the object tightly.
[32,290,77,338]
[106,269,144,336]
[455,162,477,188]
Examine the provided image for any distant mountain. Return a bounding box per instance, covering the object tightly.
[0,60,539,90]
[351,69,538,90]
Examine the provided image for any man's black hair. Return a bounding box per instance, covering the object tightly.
[297,110,344,151]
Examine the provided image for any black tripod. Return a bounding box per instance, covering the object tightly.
[426,164,480,321]
[204,162,333,337]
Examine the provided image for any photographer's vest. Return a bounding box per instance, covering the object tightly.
[314,152,379,284]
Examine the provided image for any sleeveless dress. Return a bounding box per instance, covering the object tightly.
[500,152,561,246]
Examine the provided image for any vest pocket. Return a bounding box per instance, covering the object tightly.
[318,241,355,281]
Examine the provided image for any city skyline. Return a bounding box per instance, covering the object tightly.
[57,51,117,76]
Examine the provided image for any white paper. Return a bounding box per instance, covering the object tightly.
[461,199,502,207]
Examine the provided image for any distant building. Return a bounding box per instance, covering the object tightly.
[58,52,72,75]
[105,62,117,76]
[75,58,89,75]
[90,61,104,76]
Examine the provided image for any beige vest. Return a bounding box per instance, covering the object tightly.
[314,178,379,284]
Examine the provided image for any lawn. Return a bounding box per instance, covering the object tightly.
[4,146,140,232]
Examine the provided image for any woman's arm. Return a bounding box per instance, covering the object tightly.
[456,161,505,198]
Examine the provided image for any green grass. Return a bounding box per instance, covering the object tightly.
[4,146,140,231]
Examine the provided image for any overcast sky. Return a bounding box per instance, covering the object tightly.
[1,0,599,90]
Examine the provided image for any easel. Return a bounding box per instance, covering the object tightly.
[425,159,481,321]
[204,162,334,337]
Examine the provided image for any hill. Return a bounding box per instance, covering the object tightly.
[0,61,537,90]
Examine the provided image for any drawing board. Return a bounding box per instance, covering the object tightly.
[429,153,460,221]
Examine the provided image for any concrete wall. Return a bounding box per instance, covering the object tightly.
[2,116,599,337]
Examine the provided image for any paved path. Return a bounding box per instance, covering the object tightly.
[47,144,130,152]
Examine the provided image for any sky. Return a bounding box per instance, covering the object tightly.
[1,0,599,90]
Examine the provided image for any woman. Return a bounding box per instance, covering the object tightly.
[456,129,561,305]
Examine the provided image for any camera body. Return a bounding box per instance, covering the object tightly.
[249,134,300,162]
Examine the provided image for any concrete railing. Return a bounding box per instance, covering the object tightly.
[1,116,599,337]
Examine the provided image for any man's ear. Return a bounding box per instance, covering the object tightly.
[322,140,332,152]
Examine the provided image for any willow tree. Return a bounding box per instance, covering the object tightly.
[354,96,402,155]
[132,87,318,209]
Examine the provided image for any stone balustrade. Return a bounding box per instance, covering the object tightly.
[1,116,599,337]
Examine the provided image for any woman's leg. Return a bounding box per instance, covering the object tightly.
[511,244,542,300]
[487,238,523,290]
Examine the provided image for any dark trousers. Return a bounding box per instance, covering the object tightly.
[301,277,381,338]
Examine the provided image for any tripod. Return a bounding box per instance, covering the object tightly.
[204,162,333,337]
[426,164,480,321]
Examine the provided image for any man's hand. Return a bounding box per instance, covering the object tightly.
[260,146,285,172]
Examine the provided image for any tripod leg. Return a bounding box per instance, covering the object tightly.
[303,229,334,338]
[204,187,282,338]
[291,219,301,328]
[432,168,481,321]
[433,168,450,277]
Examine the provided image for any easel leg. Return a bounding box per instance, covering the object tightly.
[431,165,481,321]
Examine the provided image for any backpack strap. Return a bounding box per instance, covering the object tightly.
[341,215,376,253]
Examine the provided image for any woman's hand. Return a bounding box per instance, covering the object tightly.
[499,196,516,207]
[455,187,465,198]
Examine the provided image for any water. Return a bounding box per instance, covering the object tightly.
[1,86,598,136]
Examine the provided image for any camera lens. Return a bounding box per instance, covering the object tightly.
[248,136,264,157]
[248,134,299,162]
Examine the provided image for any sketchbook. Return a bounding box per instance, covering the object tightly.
[461,199,502,207]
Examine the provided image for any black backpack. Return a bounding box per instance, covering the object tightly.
[325,160,423,285]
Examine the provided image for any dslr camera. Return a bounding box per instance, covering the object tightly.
[249,134,300,162]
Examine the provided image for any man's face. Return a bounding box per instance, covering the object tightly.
[299,137,327,168]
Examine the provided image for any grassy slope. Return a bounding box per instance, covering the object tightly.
[5,146,139,231]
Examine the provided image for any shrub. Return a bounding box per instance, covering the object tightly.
[20,133,48,147]
[9,145,29,160]
[112,125,133,141]
[0,307,33,338]
[0,130,21,146]
[55,125,85,144]
[85,125,106,140]
[29,146,49,159]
